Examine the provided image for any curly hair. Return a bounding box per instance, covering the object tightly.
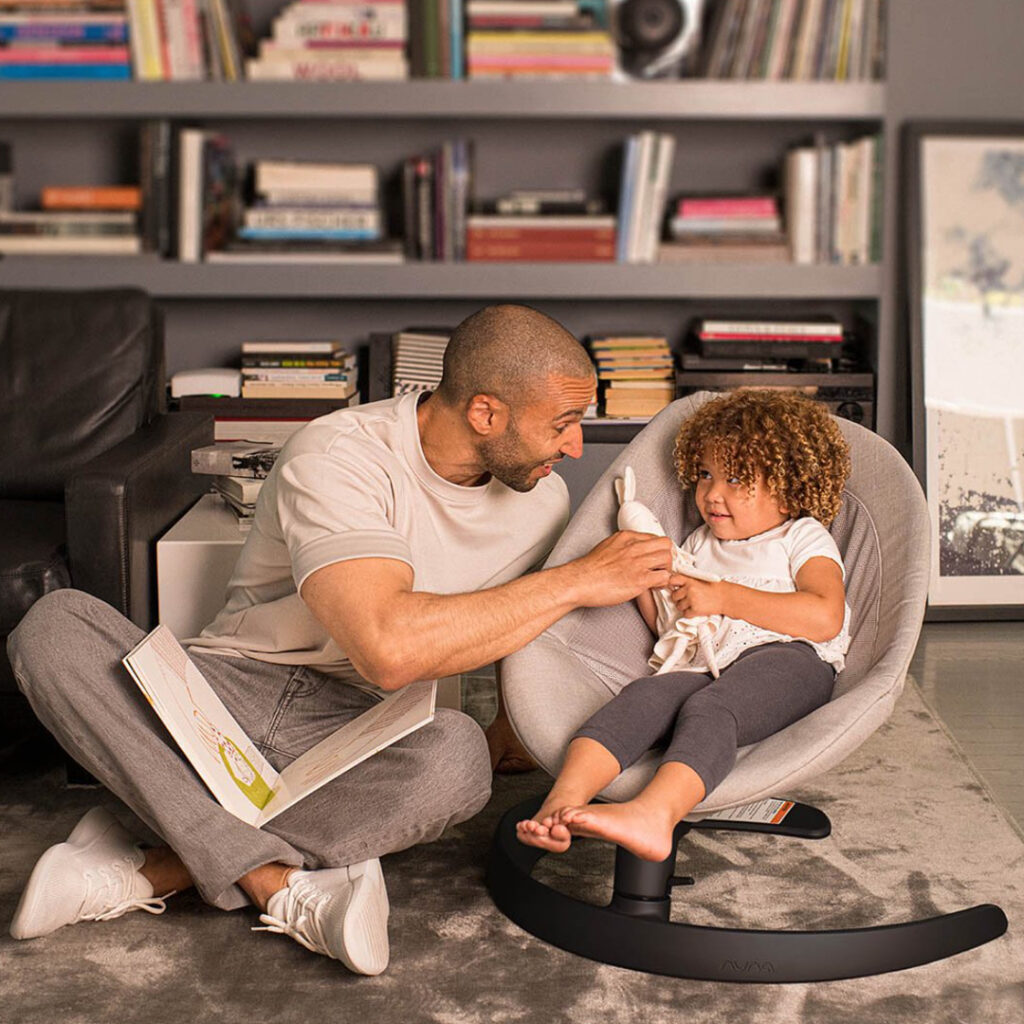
[672,389,851,526]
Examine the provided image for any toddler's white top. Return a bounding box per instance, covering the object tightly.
[680,517,851,674]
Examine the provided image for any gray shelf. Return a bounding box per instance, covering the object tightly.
[0,80,886,121]
[0,257,883,299]
[581,419,647,443]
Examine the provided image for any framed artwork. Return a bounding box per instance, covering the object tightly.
[906,123,1024,614]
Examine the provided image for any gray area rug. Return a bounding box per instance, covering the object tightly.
[0,678,1021,1024]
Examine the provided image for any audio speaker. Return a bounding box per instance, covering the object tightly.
[610,0,704,79]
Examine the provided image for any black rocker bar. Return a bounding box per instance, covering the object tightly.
[486,795,1008,983]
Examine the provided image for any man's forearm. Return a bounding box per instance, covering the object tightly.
[359,563,584,689]
[303,530,675,690]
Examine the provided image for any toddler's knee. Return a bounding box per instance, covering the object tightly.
[683,687,736,725]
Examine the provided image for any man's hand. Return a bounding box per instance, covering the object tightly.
[561,531,674,608]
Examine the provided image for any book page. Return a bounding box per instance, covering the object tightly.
[258,679,436,825]
[122,626,279,827]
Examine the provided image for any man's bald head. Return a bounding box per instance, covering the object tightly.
[435,304,595,411]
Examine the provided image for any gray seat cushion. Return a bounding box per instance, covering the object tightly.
[501,393,930,815]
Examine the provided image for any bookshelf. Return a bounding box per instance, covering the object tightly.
[0,72,890,464]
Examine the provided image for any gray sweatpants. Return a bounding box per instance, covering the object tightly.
[574,641,835,797]
[6,589,492,911]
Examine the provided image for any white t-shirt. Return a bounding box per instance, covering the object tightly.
[188,393,570,688]
[679,517,851,673]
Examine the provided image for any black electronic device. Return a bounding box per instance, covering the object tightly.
[610,0,704,79]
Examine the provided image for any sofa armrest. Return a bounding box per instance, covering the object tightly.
[65,411,214,629]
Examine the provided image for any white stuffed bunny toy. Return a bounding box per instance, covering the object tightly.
[614,466,722,678]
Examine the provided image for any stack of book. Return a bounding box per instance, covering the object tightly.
[191,440,281,526]
[689,317,845,363]
[401,140,472,261]
[467,188,613,261]
[125,0,252,80]
[589,335,675,419]
[677,316,874,426]
[702,0,886,81]
[0,209,141,253]
[0,0,132,79]
[617,130,675,264]
[466,0,614,79]
[212,158,403,264]
[245,0,407,80]
[660,194,789,263]
[391,327,451,394]
[0,167,142,253]
[177,394,357,444]
[785,131,882,265]
[241,340,358,400]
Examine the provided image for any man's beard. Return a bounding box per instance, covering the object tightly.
[478,417,548,493]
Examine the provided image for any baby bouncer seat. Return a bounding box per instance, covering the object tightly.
[486,393,1006,982]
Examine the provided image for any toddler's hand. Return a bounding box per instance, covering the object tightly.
[669,574,726,618]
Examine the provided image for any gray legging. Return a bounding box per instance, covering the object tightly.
[573,641,836,797]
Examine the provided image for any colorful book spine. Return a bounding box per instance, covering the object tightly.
[466,242,614,261]
[677,196,779,218]
[41,185,141,209]
[238,226,379,241]
[0,63,132,77]
[0,45,131,62]
[0,22,128,40]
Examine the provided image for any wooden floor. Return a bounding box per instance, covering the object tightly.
[910,621,1024,832]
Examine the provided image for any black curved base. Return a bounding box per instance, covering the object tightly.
[486,795,1008,982]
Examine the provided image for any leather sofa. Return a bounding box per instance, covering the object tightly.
[0,288,213,743]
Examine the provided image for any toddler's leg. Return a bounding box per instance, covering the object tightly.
[562,645,834,860]
[517,670,712,854]
[662,641,835,799]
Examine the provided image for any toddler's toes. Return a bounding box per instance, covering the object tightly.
[555,806,585,825]
[517,819,547,837]
[549,822,571,842]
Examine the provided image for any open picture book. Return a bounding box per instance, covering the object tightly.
[123,625,436,828]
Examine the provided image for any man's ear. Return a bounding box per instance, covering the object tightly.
[466,393,509,437]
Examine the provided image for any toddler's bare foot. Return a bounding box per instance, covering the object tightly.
[561,800,677,862]
[515,788,594,854]
[515,817,571,853]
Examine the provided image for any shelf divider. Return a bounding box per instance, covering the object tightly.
[0,257,883,299]
[0,80,886,121]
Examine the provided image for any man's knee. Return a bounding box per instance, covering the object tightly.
[426,709,492,817]
[7,589,115,699]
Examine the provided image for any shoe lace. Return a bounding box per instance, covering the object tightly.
[252,877,332,956]
[80,855,175,923]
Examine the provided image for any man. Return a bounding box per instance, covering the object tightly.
[7,304,672,975]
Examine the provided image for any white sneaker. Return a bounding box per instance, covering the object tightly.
[9,806,171,940]
[254,858,390,975]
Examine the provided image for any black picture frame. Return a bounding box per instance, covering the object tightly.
[904,121,1024,619]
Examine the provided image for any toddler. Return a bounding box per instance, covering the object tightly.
[517,389,852,862]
